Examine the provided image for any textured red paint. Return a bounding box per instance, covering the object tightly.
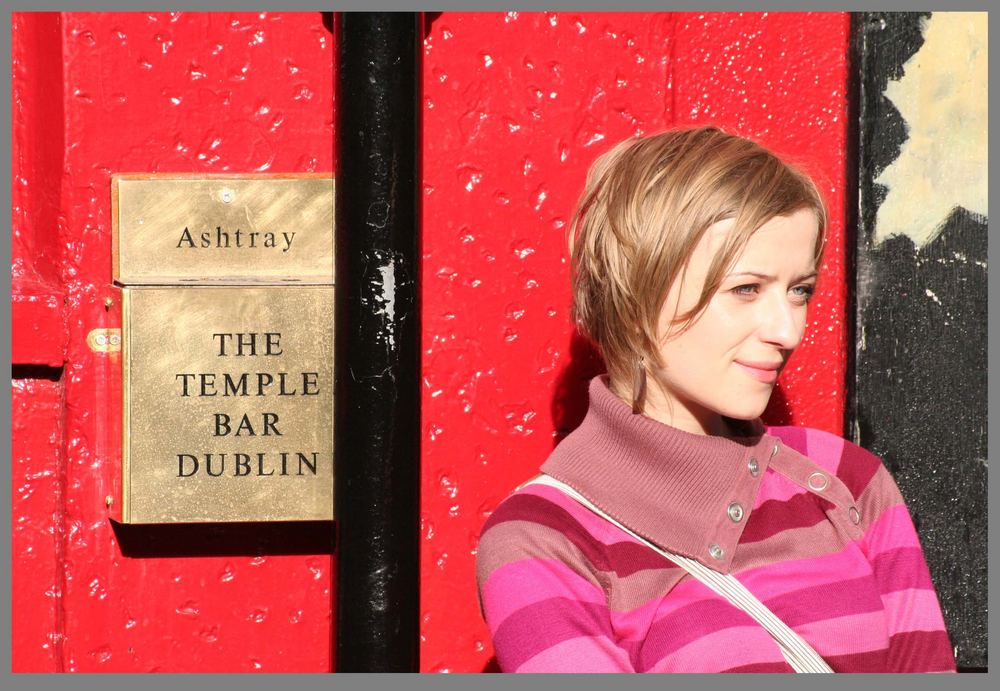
[420,11,849,672]
[11,11,335,672]
[12,378,66,672]
[12,12,67,367]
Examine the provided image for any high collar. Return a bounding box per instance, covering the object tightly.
[540,375,783,573]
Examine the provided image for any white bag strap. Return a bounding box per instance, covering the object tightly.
[523,474,834,673]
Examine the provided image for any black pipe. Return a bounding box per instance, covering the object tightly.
[334,12,421,672]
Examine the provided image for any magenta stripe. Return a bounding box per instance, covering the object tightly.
[768,425,808,457]
[637,599,756,671]
[723,660,796,673]
[871,546,935,594]
[491,597,616,672]
[763,575,884,626]
[835,441,883,499]
[739,490,832,544]
[886,630,955,672]
[824,646,889,672]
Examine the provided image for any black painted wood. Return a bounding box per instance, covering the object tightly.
[851,12,987,669]
[334,12,421,672]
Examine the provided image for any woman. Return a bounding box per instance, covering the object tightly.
[475,126,955,673]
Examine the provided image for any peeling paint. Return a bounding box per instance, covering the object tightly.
[874,12,988,247]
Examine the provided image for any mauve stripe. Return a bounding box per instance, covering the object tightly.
[882,588,949,637]
[835,441,883,499]
[525,484,642,545]
[484,491,680,578]
[482,558,608,628]
[763,575,884,627]
[887,630,955,672]
[492,597,617,672]
[870,546,935,594]
[739,491,831,544]
[482,494,612,571]
[645,625,785,673]
[637,598,756,670]
[515,636,634,673]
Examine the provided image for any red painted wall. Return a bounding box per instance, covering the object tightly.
[419,11,850,672]
[11,11,335,672]
[11,10,849,674]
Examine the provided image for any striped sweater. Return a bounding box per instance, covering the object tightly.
[476,376,955,673]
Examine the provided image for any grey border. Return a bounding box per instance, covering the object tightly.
[3,3,994,691]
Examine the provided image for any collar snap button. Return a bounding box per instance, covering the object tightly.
[849,506,861,524]
[807,472,829,492]
[747,457,760,477]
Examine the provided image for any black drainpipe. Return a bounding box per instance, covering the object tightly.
[334,12,422,672]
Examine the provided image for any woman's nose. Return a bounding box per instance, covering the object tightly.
[758,291,804,349]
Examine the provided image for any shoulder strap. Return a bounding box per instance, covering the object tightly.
[523,473,834,673]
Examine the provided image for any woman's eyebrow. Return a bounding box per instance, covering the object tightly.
[725,271,818,281]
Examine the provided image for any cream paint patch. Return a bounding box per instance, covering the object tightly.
[874,12,987,247]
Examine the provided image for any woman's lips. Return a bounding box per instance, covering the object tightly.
[735,361,779,383]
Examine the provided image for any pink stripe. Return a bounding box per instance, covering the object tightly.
[482,557,606,627]
[882,588,948,637]
[648,625,783,672]
[642,576,718,624]
[794,610,889,656]
[803,426,846,474]
[515,636,633,672]
[735,544,871,600]
[863,504,917,558]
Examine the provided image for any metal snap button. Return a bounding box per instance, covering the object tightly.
[807,472,829,492]
[708,543,724,560]
[770,442,780,458]
[727,502,745,523]
[849,507,861,524]
[747,457,760,477]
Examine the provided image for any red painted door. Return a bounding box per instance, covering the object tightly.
[12,11,335,672]
[418,11,850,672]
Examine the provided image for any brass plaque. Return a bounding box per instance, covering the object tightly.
[121,286,333,523]
[113,174,334,285]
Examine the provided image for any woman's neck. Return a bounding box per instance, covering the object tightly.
[609,375,733,437]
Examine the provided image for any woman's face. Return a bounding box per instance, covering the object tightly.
[648,207,820,436]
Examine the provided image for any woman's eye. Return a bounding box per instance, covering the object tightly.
[792,284,816,303]
[731,284,759,298]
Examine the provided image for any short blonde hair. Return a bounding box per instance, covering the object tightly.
[569,125,828,389]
